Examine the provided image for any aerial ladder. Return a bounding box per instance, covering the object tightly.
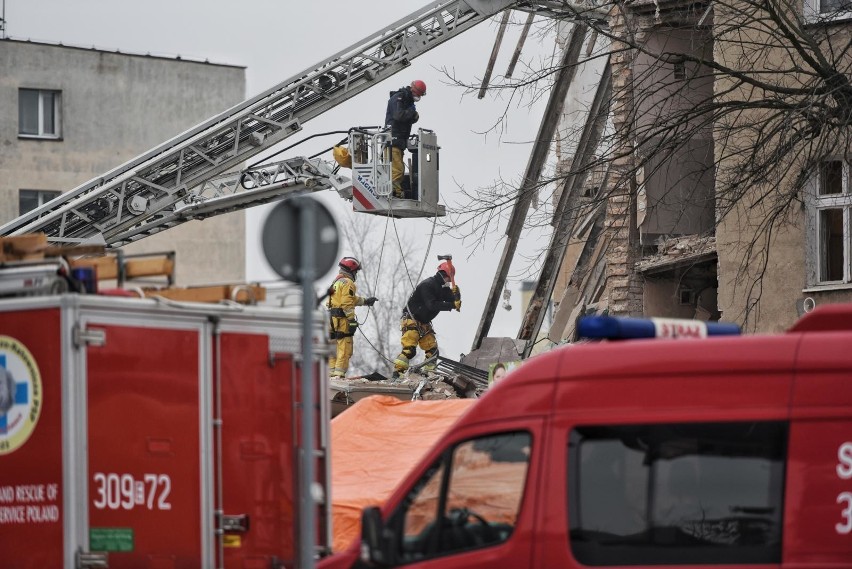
[0,0,583,248]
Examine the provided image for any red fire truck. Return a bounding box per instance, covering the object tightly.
[320,305,852,568]
[0,294,329,569]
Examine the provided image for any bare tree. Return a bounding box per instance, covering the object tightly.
[439,0,852,329]
[333,213,429,376]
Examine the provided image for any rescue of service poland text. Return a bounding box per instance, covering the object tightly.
[0,484,60,524]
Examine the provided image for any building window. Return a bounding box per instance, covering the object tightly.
[804,0,852,21]
[673,60,686,81]
[807,160,852,286]
[19,88,62,138]
[19,189,61,215]
[568,422,786,566]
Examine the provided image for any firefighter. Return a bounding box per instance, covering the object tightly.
[393,260,461,378]
[327,257,377,379]
[385,79,426,198]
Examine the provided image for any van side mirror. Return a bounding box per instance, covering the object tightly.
[360,506,391,566]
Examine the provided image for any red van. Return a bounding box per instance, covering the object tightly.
[322,304,852,568]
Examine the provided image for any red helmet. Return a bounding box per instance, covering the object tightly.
[410,80,427,98]
[339,257,361,273]
[437,261,455,280]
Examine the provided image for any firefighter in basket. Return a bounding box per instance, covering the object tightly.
[385,79,426,198]
[327,257,377,379]
[392,257,461,379]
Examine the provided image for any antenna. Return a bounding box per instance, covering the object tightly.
[1,0,6,40]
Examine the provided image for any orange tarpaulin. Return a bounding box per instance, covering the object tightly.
[330,395,476,552]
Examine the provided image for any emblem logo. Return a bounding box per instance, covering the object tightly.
[0,336,42,455]
[356,173,377,197]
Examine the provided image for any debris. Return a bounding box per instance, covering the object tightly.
[329,356,487,416]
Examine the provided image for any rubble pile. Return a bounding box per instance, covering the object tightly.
[329,367,486,417]
[638,235,717,272]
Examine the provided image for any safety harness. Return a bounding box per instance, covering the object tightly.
[327,273,356,340]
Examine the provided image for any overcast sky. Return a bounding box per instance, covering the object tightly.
[6,0,557,360]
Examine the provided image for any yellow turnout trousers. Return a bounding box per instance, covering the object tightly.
[393,318,438,373]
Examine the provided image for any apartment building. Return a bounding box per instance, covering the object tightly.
[0,39,246,284]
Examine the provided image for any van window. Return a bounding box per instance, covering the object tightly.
[395,431,532,562]
[568,422,786,566]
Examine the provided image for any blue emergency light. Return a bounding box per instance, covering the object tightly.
[577,315,741,340]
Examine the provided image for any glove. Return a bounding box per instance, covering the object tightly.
[452,285,461,302]
[364,297,378,307]
[454,299,462,312]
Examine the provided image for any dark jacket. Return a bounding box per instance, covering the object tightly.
[404,273,454,323]
[385,86,419,149]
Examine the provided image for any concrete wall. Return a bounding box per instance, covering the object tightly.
[712,8,852,331]
[716,205,806,332]
[0,40,246,285]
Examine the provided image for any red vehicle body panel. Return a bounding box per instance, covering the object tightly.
[87,323,203,568]
[0,308,64,569]
[219,334,297,567]
[785,332,852,565]
[0,296,326,569]
[321,305,852,569]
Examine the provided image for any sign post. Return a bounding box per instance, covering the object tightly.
[261,197,339,569]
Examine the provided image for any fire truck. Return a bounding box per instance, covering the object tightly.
[0,2,595,569]
[0,294,328,569]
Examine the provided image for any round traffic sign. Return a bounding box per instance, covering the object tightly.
[261,197,339,283]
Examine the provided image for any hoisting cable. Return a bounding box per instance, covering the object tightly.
[246,130,350,170]
[305,125,384,161]
[353,200,398,367]
[356,206,440,369]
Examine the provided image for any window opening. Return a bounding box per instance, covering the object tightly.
[810,159,852,285]
[19,189,61,215]
[19,88,61,138]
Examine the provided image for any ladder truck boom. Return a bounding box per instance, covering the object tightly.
[103,156,351,245]
[0,0,598,247]
[0,0,540,246]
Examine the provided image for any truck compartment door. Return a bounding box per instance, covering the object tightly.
[85,322,206,568]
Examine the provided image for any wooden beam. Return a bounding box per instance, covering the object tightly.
[71,256,175,281]
[505,13,534,78]
[472,23,589,351]
[518,60,612,358]
[144,284,266,304]
[478,11,511,99]
[0,233,47,261]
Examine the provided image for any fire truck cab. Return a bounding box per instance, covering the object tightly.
[323,304,852,569]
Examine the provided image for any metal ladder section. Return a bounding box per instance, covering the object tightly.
[114,156,352,244]
[1,0,543,247]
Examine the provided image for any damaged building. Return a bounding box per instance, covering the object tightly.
[543,0,852,343]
